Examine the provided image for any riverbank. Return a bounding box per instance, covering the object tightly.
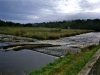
[0,27,93,40]
[29,45,100,75]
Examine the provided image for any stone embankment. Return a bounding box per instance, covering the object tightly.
[0,32,100,57]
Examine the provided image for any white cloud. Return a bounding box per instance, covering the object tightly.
[40,9,54,15]
[87,0,100,3]
[85,8,100,13]
[27,15,39,19]
[52,0,81,14]
[1,0,100,23]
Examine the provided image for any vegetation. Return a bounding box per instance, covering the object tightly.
[0,19,100,31]
[29,45,100,75]
[0,19,99,75]
[0,27,93,40]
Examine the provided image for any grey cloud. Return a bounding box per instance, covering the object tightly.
[0,0,100,23]
[65,12,100,20]
[79,0,100,11]
[79,0,92,9]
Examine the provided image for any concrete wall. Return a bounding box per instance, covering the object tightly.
[88,57,100,75]
[78,49,100,75]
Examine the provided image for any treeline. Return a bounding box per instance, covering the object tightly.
[0,19,100,31]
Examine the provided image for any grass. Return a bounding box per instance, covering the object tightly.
[29,45,100,75]
[0,27,93,40]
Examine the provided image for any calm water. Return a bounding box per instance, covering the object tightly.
[0,49,56,75]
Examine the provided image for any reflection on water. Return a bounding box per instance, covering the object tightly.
[0,49,56,75]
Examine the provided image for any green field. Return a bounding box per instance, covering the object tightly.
[0,27,93,40]
[29,45,100,75]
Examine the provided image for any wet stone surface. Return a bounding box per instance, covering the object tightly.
[0,32,100,57]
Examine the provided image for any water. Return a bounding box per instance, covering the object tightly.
[34,32,100,56]
[0,49,56,75]
[0,32,100,75]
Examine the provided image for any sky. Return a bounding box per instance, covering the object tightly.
[0,0,100,23]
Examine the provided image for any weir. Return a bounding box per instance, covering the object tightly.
[0,32,100,57]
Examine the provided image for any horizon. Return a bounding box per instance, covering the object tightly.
[1,18,100,24]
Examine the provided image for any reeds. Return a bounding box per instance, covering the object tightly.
[0,27,93,40]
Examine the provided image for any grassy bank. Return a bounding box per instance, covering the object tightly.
[29,45,100,75]
[0,27,93,40]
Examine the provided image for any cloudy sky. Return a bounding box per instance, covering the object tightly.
[0,0,100,23]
